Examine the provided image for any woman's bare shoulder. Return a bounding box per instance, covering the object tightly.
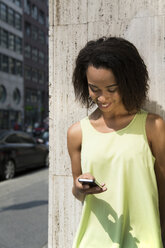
[146,112,165,139]
[147,112,165,127]
[67,121,82,146]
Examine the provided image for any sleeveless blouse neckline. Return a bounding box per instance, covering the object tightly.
[87,111,139,135]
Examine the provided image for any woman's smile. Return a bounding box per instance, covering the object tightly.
[97,102,111,109]
[86,66,125,116]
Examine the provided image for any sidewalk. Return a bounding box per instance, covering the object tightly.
[42,243,48,248]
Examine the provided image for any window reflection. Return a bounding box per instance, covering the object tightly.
[25,66,31,80]
[9,57,15,74]
[25,22,31,36]
[15,13,22,30]
[24,0,31,15]
[32,69,38,82]
[32,26,38,40]
[25,44,31,58]
[0,85,7,103]
[8,8,14,26]
[15,60,22,76]
[38,71,44,84]
[1,55,8,72]
[15,37,22,54]
[39,10,44,24]
[38,30,45,44]
[32,47,38,62]
[32,4,38,20]
[0,3,7,22]
[39,51,44,64]
[8,33,15,51]
[15,0,22,7]
[1,29,8,48]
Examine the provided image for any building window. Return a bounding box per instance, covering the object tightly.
[24,44,31,58]
[25,66,31,80]
[32,4,38,20]
[15,60,22,76]
[25,89,30,102]
[0,29,8,48]
[13,88,21,104]
[8,33,15,51]
[0,85,7,103]
[38,10,44,25]
[38,51,44,64]
[31,91,37,103]
[32,48,38,62]
[9,57,15,74]
[46,16,49,28]
[25,22,31,36]
[0,29,22,54]
[15,13,22,30]
[8,8,14,26]
[38,71,44,84]
[15,37,22,54]
[46,34,48,45]
[1,55,8,72]
[0,3,7,22]
[24,0,30,14]
[31,26,38,40]
[38,30,45,44]
[15,0,22,7]
[26,89,37,103]
[32,69,38,82]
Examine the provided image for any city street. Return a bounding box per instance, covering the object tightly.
[0,167,48,248]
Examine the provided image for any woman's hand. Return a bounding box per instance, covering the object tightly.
[74,173,107,197]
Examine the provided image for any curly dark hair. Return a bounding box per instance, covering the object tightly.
[72,36,149,111]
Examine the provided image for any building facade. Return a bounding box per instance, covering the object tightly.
[23,0,48,127]
[0,0,48,130]
[0,0,23,129]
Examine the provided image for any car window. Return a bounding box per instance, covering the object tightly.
[42,131,49,139]
[5,134,21,143]
[19,134,35,144]
[0,130,9,140]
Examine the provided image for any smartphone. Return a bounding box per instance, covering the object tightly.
[78,178,103,189]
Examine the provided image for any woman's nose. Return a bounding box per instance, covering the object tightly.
[97,94,107,103]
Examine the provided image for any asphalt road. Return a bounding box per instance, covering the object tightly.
[0,167,48,248]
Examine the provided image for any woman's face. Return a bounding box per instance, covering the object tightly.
[86,66,125,113]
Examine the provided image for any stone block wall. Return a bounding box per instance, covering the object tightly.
[49,1,165,247]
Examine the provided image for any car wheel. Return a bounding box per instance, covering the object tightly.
[45,154,49,167]
[3,160,15,180]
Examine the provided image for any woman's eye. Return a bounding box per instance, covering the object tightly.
[108,88,117,93]
[90,87,99,93]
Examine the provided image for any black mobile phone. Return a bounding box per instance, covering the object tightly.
[78,178,103,189]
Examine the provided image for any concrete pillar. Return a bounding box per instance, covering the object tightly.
[49,1,165,247]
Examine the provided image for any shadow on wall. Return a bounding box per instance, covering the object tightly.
[144,100,165,120]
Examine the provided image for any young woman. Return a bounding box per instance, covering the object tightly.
[67,37,165,248]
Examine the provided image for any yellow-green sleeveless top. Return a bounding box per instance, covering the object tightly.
[72,110,163,248]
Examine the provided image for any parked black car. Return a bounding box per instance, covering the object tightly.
[36,130,49,148]
[0,130,49,180]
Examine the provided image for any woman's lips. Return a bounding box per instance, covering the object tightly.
[97,102,111,108]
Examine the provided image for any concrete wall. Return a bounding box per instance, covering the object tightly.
[49,0,165,247]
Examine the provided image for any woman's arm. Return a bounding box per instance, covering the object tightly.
[146,114,165,240]
[67,122,107,202]
[67,122,84,201]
